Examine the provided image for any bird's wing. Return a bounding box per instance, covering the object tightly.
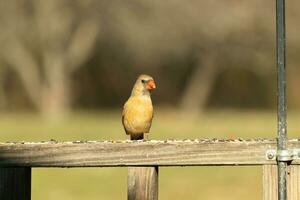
[144,110,153,133]
[122,103,130,135]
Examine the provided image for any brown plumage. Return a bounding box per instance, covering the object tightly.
[122,74,156,140]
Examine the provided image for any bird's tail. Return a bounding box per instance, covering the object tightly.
[130,133,144,140]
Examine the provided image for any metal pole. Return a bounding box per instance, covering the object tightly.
[276,0,287,199]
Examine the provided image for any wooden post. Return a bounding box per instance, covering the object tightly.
[128,167,158,200]
[263,165,278,200]
[263,165,300,200]
[128,135,158,200]
[287,166,300,200]
[0,167,31,200]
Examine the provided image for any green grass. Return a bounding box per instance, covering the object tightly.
[0,110,299,200]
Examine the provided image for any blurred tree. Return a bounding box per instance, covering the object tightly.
[0,0,100,118]
[0,63,8,110]
[103,0,276,114]
[0,0,299,113]
[180,52,218,116]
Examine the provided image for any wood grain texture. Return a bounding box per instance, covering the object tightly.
[1,139,300,167]
[263,165,300,200]
[128,167,158,200]
[128,134,158,200]
[0,167,31,200]
[288,165,300,200]
[263,165,278,200]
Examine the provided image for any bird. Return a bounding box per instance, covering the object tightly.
[122,74,156,140]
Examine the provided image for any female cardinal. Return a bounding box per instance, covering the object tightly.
[122,74,156,140]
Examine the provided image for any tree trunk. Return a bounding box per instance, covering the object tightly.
[40,79,71,119]
[40,55,71,119]
[288,66,300,109]
[0,66,8,110]
[180,53,218,116]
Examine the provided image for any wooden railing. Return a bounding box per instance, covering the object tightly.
[0,139,299,199]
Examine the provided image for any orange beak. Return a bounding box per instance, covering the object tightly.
[146,80,156,90]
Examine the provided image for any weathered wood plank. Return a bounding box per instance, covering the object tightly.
[0,167,31,200]
[128,134,158,200]
[263,165,277,200]
[263,165,300,200]
[0,139,300,167]
[128,166,158,200]
[288,165,300,200]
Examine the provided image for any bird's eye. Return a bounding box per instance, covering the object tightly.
[141,79,147,84]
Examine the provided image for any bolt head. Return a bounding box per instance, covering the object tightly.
[267,152,274,159]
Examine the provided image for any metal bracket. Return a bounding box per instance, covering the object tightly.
[266,149,300,161]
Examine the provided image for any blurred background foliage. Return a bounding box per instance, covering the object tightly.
[0,0,299,118]
[0,0,299,200]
